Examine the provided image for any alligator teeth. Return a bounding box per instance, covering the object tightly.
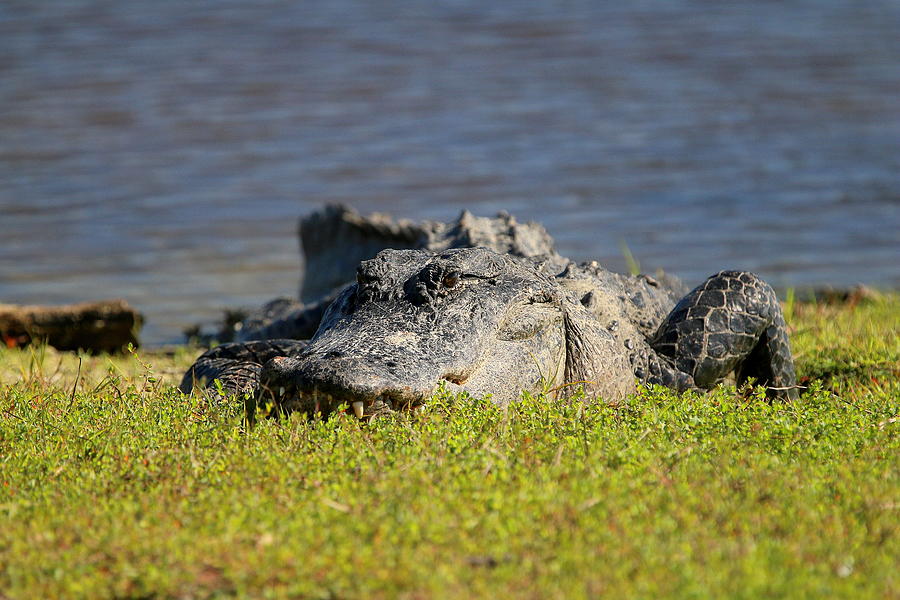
[352,401,365,419]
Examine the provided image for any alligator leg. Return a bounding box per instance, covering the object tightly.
[647,271,799,400]
[179,339,308,399]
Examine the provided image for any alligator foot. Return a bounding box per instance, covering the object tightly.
[648,271,799,400]
[179,339,308,399]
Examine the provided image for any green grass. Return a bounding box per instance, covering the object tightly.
[1,295,897,599]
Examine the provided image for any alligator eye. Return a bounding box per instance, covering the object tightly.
[442,272,460,288]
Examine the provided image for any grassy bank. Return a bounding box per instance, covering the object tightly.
[1,295,897,599]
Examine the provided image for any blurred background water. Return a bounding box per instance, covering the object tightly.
[1,0,898,345]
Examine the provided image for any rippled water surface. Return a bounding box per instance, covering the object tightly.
[2,1,898,344]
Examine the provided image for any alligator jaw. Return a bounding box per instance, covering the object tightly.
[264,384,430,420]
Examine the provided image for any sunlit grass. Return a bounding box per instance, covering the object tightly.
[1,295,897,599]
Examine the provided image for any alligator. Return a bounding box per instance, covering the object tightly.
[181,209,799,417]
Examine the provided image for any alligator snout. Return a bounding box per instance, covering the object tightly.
[250,248,561,418]
[258,353,435,418]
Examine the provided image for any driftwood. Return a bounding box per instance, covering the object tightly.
[0,299,141,353]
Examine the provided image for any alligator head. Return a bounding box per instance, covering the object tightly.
[258,247,633,417]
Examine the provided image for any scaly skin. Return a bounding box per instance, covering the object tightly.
[182,247,799,415]
[179,339,307,399]
[648,271,798,399]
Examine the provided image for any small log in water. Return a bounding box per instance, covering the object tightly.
[0,300,142,353]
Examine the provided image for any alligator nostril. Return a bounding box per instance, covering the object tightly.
[441,373,468,385]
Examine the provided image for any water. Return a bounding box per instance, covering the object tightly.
[1,0,898,345]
